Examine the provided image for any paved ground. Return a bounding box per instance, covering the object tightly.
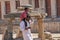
[0,33,60,40]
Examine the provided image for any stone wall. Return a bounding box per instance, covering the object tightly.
[30,20,60,33]
[44,22,60,33]
[1,19,60,34]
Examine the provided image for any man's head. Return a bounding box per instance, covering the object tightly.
[24,7,29,12]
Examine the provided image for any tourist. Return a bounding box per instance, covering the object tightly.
[20,7,33,40]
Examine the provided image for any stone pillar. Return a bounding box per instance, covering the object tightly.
[1,1,5,19]
[30,13,46,40]
[37,17,45,40]
[10,0,16,12]
[16,28,23,38]
[2,17,14,40]
[51,0,57,18]
[20,0,29,5]
[29,0,34,10]
[16,20,23,38]
[39,0,46,13]
[2,29,9,40]
[32,0,35,10]
[6,18,13,40]
[38,0,46,39]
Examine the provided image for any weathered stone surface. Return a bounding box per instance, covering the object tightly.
[2,30,8,40]
[44,32,53,40]
[33,38,41,40]
[4,13,21,18]
[16,29,23,38]
[14,38,41,40]
[14,37,23,40]
[44,32,52,38]
[2,18,13,40]
[2,29,13,40]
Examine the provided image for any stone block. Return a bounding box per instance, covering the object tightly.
[16,29,23,38]
[44,32,53,40]
[33,38,41,40]
[58,39,60,40]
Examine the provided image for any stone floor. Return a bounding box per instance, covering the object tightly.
[0,33,60,40]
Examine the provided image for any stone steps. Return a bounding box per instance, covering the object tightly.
[14,38,41,40]
[14,38,60,40]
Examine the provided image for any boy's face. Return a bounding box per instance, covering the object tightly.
[25,8,29,12]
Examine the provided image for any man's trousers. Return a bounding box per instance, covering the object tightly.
[22,29,33,40]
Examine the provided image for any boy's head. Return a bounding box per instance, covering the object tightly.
[24,7,29,12]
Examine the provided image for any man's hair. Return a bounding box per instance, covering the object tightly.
[24,7,28,10]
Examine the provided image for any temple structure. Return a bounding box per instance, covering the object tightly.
[0,0,60,19]
[0,0,60,33]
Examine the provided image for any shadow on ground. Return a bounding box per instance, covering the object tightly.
[14,37,41,40]
[14,37,23,40]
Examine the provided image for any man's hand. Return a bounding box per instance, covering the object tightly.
[28,27,31,29]
[25,27,31,30]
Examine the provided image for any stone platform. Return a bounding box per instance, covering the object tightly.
[0,33,60,40]
[14,38,41,40]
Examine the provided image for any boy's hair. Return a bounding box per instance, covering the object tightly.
[24,7,28,10]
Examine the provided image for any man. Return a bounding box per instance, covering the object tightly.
[20,7,33,40]
[20,7,29,21]
[20,7,29,27]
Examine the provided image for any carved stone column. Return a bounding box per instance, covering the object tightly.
[16,28,23,38]
[30,13,47,40]
[2,17,14,40]
[37,17,45,40]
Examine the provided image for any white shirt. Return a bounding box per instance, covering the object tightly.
[20,21,25,31]
[20,21,30,31]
